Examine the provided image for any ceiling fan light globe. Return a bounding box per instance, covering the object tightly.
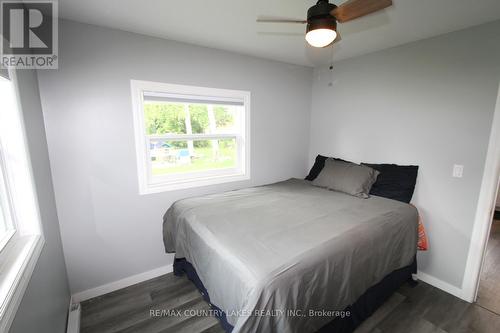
[305,29,337,48]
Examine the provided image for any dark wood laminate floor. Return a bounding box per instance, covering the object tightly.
[476,219,500,315]
[81,271,500,333]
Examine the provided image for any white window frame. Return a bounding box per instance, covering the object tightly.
[0,69,45,332]
[131,80,251,194]
[0,147,16,252]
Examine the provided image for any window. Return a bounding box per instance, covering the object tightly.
[0,70,44,331]
[0,154,15,252]
[131,81,251,193]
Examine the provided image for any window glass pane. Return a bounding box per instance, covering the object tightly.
[214,106,239,133]
[143,102,241,136]
[150,139,237,175]
[143,102,186,135]
[0,164,13,243]
[189,105,209,134]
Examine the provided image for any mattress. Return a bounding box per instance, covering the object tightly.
[163,178,418,333]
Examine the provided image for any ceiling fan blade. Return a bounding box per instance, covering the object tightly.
[257,16,307,24]
[331,0,392,23]
[258,32,304,36]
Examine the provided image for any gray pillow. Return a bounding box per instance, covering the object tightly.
[312,158,380,198]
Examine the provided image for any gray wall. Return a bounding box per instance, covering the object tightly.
[37,20,313,294]
[309,20,500,288]
[8,70,70,332]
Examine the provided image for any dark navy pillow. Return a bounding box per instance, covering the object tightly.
[305,155,328,181]
[361,163,418,203]
[305,155,350,181]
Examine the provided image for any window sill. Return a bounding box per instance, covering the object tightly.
[141,172,250,194]
[0,234,44,332]
[0,230,15,254]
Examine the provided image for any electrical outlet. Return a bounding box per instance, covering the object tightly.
[453,164,464,178]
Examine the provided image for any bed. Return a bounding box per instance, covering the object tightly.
[163,178,418,333]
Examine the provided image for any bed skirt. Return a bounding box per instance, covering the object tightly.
[173,257,417,333]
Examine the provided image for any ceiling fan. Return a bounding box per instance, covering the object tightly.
[257,0,393,48]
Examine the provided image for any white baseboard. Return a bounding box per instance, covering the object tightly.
[417,270,465,300]
[66,299,80,333]
[70,265,465,307]
[71,264,173,303]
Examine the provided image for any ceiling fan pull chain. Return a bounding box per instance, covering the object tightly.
[328,43,335,87]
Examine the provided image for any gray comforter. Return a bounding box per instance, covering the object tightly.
[163,178,418,333]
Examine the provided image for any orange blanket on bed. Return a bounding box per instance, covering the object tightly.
[410,204,428,251]
[416,207,428,251]
[417,217,428,251]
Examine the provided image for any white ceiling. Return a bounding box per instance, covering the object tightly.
[59,0,500,67]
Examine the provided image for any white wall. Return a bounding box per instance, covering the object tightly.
[37,20,313,294]
[9,70,70,333]
[309,20,500,288]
